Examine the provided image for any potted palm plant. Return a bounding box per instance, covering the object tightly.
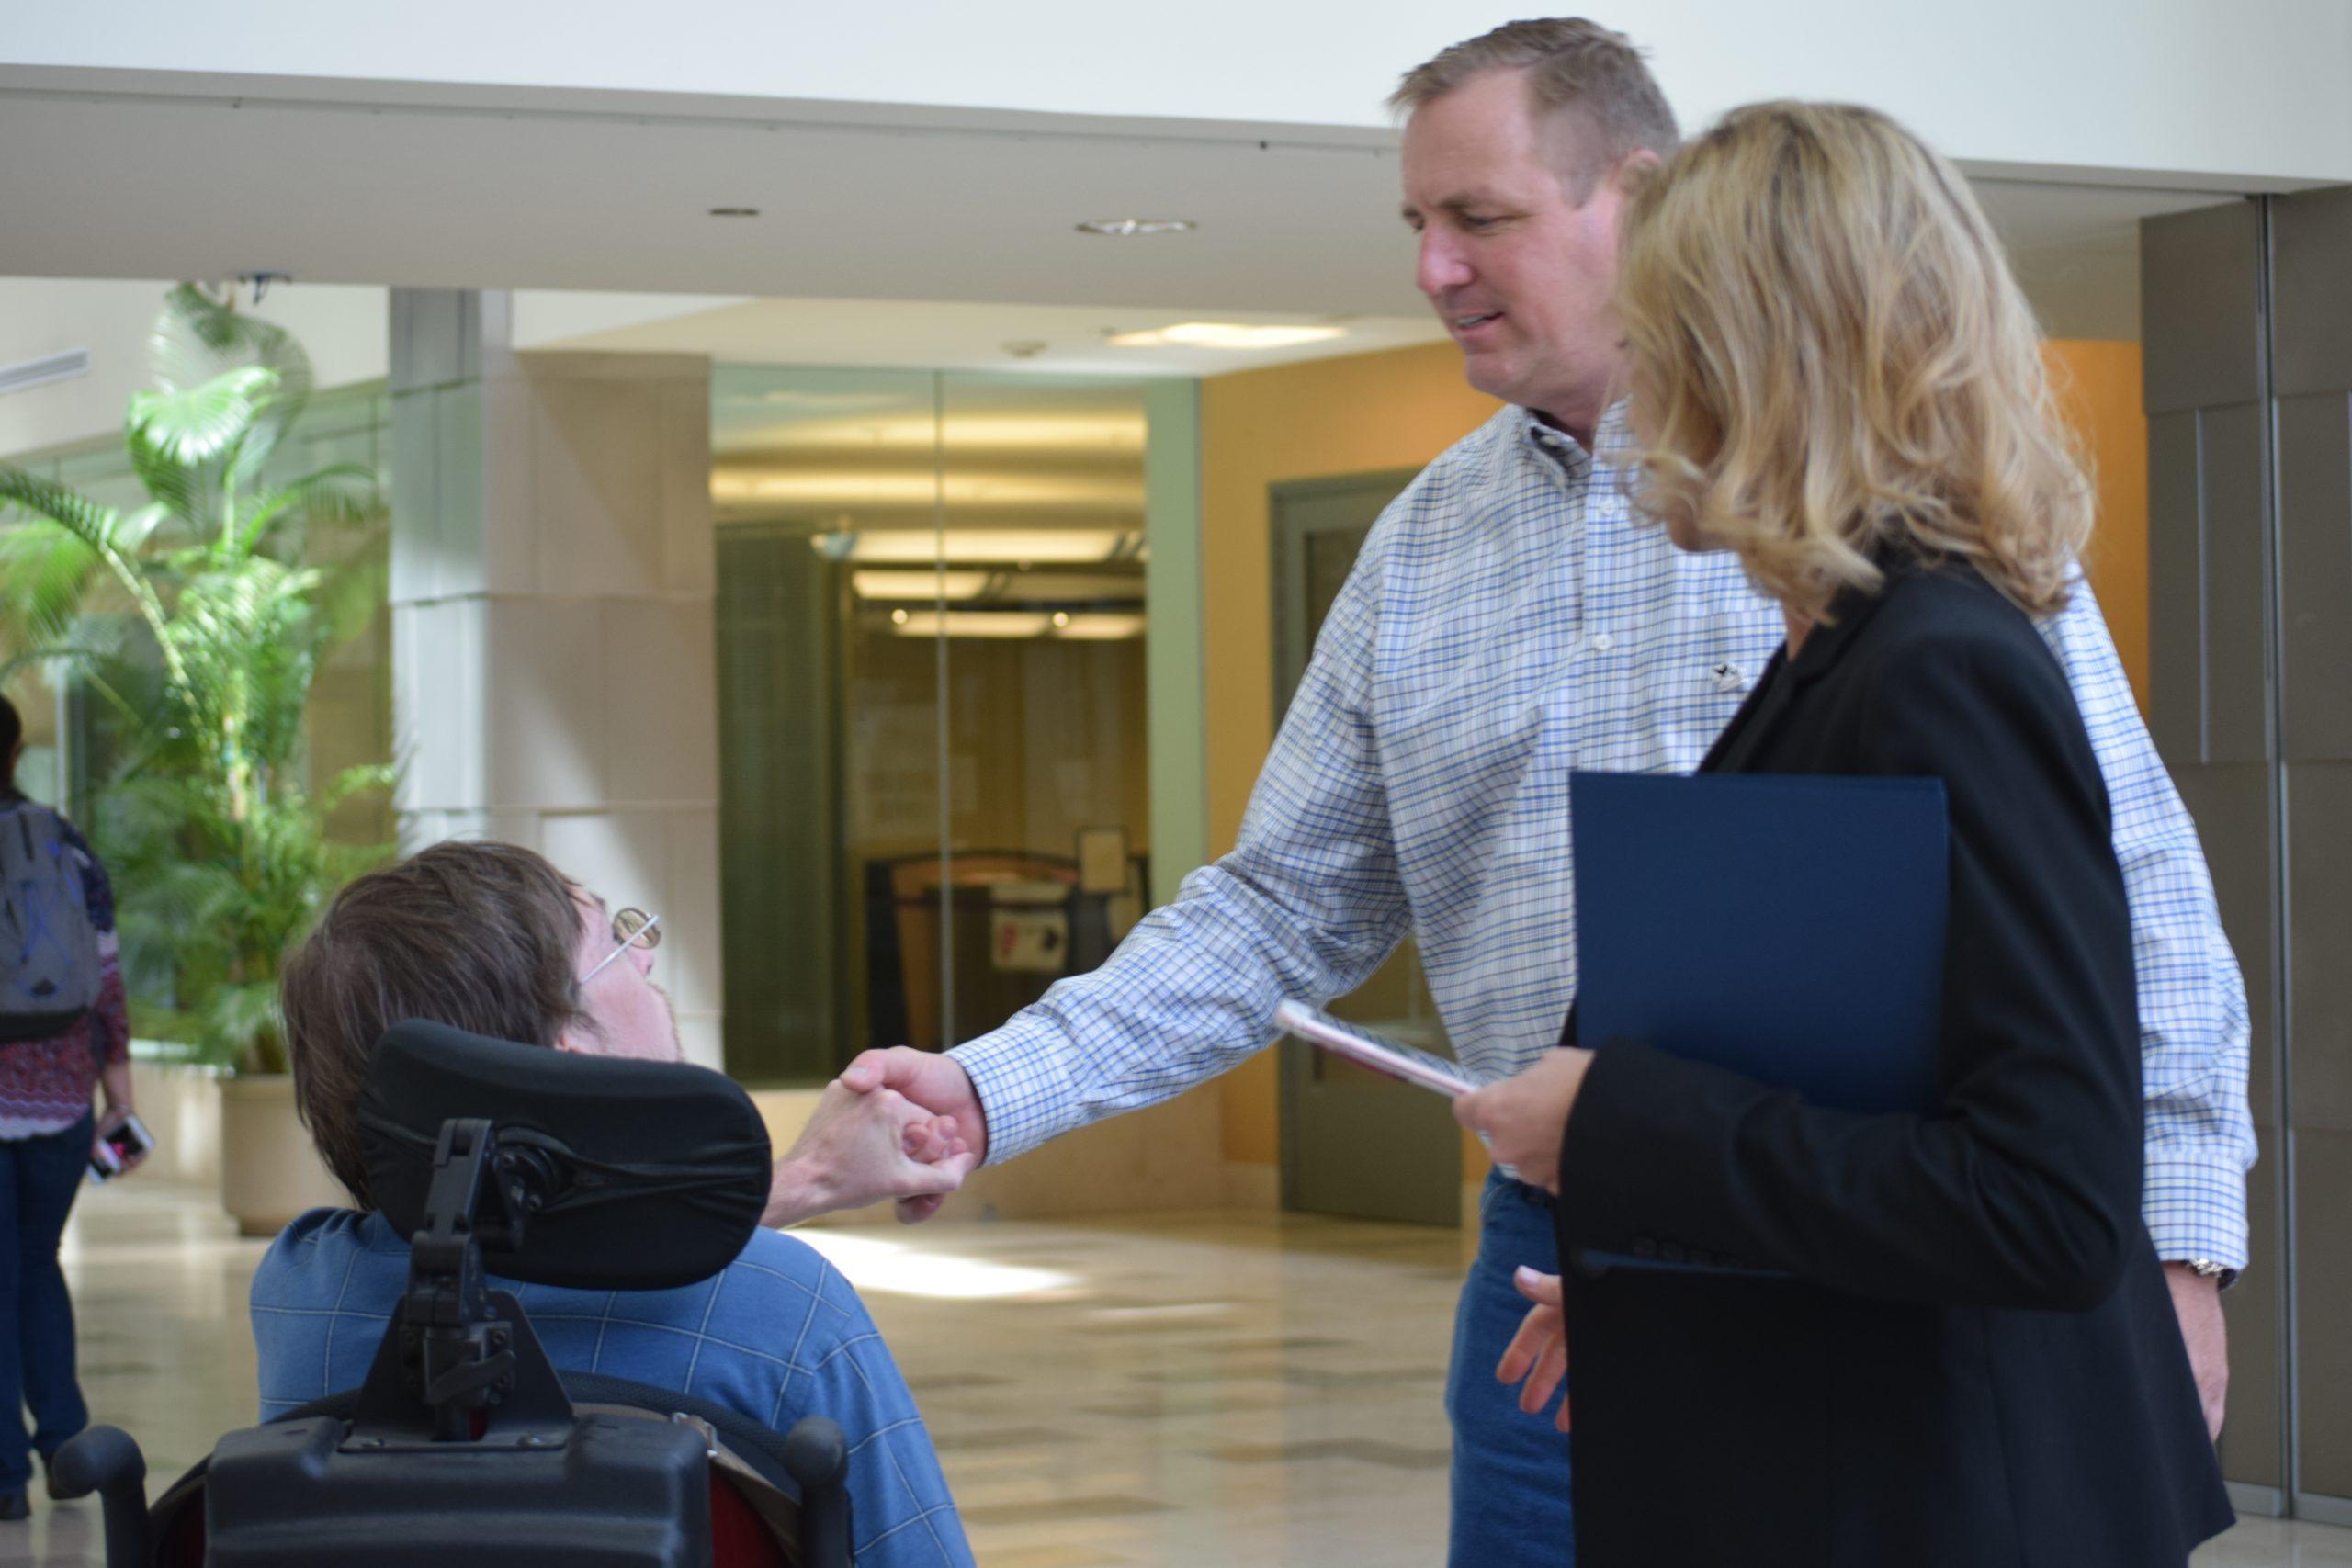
[0,284,390,1232]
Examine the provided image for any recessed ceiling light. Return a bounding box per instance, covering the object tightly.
[892,610,1057,640]
[1076,218,1196,237]
[811,529,1134,566]
[708,206,761,218]
[854,570,994,603]
[1106,321,1348,351]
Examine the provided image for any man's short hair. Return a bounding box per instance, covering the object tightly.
[1390,17,1679,197]
[281,840,589,1207]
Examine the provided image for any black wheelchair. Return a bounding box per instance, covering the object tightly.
[54,1021,855,1567]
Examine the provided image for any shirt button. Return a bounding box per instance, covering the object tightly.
[1589,632,1614,653]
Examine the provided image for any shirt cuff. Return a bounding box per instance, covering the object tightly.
[951,1015,1079,1167]
[2143,1150,2251,1275]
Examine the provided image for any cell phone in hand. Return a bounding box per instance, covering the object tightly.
[88,1112,155,1183]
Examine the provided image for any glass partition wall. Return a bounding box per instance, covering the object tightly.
[714,367,1156,1083]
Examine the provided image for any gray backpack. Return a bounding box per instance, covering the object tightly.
[0,802,102,1043]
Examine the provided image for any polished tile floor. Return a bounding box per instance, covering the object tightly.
[0,1179,2336,1565]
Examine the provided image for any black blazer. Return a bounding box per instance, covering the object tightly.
[1552,558,2232,1566]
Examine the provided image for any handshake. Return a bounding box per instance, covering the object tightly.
[760,1047,988,1229]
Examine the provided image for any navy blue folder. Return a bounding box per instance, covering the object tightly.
[1569,770,1950,1274]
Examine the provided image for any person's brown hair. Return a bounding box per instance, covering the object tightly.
[1389,17,1679,198]
[1615,100,2093,620]
[281,840,589,1207]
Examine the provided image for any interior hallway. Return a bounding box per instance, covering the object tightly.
[6,1179,2337,1567]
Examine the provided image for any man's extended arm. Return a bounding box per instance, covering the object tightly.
[2041,580,2257,1267]
[2041,575,2256,1438]
[848,528,1416,1181]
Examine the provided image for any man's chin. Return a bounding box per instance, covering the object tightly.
[1456,348,1524,407]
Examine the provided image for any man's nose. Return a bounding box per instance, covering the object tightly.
[1417,229,1473,299]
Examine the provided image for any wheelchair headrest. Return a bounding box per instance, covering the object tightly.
[356,1021,772,1291]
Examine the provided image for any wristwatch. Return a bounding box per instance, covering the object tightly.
[2177,1258,2236,1289]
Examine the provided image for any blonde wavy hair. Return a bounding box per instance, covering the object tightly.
[1615,101,2092,619]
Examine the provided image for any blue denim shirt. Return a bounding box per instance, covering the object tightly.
[252,1208,973,1567]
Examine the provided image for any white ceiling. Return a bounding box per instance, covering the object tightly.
[520,294,1446,377]
[0,70,2249,346]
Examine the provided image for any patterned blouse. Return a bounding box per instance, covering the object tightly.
[0,793,129,1141]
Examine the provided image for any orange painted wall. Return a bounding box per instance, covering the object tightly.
[1201,337,2150,1177]
[2046,340,2151,706]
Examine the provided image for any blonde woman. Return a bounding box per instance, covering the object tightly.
[1454,103,2233,1564]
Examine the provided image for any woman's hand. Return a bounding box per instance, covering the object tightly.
[1497,1267,1571,1431]
[1453,1047,1594,1194]
[764,1081,978,1227]
[92,1103,146,1178]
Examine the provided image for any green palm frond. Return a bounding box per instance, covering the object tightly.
[233,463,379,558]
[318,762,396,813]
[0,515,104,646]
[195,982,287,1069]
[113,502,179,557]
[150,285,312,494]
[127,365,278,473]
[0,467,124,555]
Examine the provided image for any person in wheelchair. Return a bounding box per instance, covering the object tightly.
[254,840,978,1568]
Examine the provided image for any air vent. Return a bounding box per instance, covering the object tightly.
[0,349,92,397]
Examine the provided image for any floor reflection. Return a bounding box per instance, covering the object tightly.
[0,1179,2328,1566]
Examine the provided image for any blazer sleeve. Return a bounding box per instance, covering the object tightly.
[1555,627,2143,1311]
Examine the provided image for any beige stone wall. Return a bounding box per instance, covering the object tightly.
[390,292,724,1066]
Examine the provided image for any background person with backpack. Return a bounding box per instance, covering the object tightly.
[0,694,136,1520]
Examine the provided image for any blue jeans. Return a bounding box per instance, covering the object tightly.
[1446,1171,1573,1566]
[0,1113,91,1493]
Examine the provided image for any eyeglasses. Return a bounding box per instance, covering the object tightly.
[582,907,662,986]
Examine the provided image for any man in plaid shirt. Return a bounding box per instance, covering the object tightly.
[844,19,2255,1563]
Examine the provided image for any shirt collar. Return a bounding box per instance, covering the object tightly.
[1515,400,1634,475]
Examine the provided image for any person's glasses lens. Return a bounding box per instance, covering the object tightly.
[583,908,662,985]
[611,908,662,953]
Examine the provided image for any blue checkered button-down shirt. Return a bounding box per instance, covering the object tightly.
[956,403,2256,1271]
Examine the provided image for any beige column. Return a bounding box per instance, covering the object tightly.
[388,290,724,1066]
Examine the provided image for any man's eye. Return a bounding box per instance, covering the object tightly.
[1463,215,1501,231]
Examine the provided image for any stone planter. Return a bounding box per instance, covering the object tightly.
[128,1055,225,1187]
[219,1073,349,1237]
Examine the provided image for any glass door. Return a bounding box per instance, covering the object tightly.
[711,367,1153,1082]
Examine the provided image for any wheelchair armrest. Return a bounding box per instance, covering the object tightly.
[52,1426,150,1568]
[781,1416,849,1567]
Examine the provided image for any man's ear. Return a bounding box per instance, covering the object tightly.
[1611,149,1663,197]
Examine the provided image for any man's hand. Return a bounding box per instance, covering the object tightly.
[2165,1262,2229,1441]
[840,1048,988,1224]
[1452,1048,1593,1194]
[764,1081,978,1228]
[1496,1267,1571,1431]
